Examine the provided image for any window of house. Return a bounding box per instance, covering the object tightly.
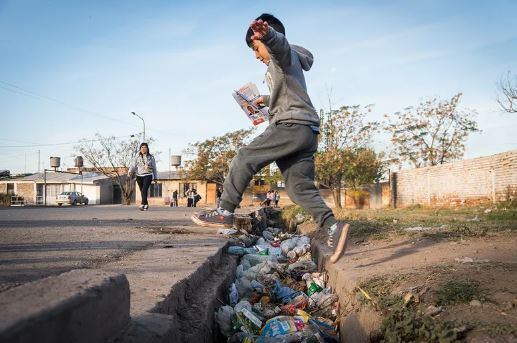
[150,183,162,198]
[6,183,14,194]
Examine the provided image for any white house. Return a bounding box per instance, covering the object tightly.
[0,171,122,205]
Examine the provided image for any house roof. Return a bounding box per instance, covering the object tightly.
[156,171,181,180]
[15,171,110,184]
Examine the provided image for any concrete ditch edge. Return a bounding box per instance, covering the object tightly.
[312,241,382,343]
[0,269,130,343]
[116,242,238,343]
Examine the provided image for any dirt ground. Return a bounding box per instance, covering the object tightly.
[357,261,517,342]
[292,204,517,342]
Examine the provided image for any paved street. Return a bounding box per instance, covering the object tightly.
[0,205,206,292]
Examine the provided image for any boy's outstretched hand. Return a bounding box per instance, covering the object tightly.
[253,96,265,107]
[250,19,270,40]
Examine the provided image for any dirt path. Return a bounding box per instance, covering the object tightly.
[312,232,517,342]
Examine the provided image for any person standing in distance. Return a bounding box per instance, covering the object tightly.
[129,142,157,211]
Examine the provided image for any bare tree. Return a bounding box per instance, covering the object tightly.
[384,93,479,168]
[75,134,149,205]
[497,70,517,113]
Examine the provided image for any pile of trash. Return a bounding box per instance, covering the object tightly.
[215,227,340,342]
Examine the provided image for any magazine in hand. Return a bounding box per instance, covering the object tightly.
[232,82,269,126]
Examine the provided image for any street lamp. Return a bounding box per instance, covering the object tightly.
[131,111,146,142]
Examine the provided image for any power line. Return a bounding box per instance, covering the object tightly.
[0,134,134,148]
[0,138,39,145]
[0,79,175,136]
[0,80,134,126]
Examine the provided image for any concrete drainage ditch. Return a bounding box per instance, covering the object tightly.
[0,208,344,343]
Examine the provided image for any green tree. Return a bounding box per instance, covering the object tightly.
[259,163,283,188]
[315,105,380,208]
[181,129,255,185]
[345,148,385,188]
[384,93,479,168]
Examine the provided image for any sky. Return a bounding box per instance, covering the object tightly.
[1,0,516,174]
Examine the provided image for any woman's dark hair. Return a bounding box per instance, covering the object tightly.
[246,13,285,47]
[139,142,151,156]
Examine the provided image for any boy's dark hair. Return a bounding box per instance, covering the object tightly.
[246,13,285,47]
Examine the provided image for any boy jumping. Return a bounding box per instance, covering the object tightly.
[191,14,350,262]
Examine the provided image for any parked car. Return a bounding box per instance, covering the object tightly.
[56,191,88,206]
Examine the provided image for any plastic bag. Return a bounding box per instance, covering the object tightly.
[228,246,257,256]
[273,280,298,303]
[229,283,239,306]
[280,238,298,255]
[260,311,310,337]
[215,305,235,337]
[307,318,339,342]
[250,280,265,294]
[236,277,253,298]
[287,260,317,273]
[241,254,274,268]
[262,230,274,242]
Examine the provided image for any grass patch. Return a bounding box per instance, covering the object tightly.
[381,302,463,343]
[357,274,410,309]
[281,203,517,241]
[333,206,517,241]
[280,205,310,223]
[480,322,517,337]
[436,280,480,306]
[358,274,465,342]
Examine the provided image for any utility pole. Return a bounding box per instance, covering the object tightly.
[168,148,171,179]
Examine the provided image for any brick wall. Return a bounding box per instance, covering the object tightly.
[392,150,517,207]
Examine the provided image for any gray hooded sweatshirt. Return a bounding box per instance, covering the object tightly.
[260,28,319,128]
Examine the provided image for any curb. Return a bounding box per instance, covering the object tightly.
[0,269,130,343]
[312,240,382,343]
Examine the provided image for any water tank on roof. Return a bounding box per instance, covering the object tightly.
[74,156,84,168]
[170,155,181,167]
[50,157,61,169]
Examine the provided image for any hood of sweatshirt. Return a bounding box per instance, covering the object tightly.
[291,45,313,71]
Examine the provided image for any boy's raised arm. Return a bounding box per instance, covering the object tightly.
[250,20,291,69]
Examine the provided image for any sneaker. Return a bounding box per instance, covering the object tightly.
[191,208,234,228]
[143,205,149,211]
[139,205,145,211]
[327,221,351,264]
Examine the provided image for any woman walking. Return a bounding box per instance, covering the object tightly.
[128,143,157,211]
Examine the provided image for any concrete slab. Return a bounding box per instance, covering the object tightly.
[111,228,239,342]
[0,206,203,292]
[0,269,130,343]
[100,227,228,316]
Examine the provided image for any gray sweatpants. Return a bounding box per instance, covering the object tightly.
[220,122,337,230]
